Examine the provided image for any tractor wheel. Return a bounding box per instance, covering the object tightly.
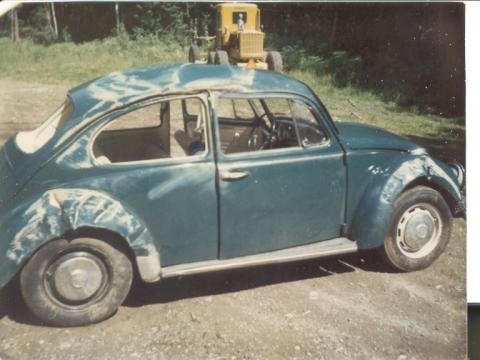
[266,51,283,72]
[215,50,229,65]
[207,51,216,64]
[189,44,201,63]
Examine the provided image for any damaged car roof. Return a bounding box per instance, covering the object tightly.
[67,64,313,122]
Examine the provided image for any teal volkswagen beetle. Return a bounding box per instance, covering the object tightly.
[0,64,465,326]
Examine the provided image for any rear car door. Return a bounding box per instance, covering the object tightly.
[214,93,346,258]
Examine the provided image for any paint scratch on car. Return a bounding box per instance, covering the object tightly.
[5,188,160,281]
[55,136,93,169]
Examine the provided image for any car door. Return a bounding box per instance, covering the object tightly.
[214,93,346,259]
[83,93,218,267]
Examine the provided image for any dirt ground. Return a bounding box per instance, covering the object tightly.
[0,80,467,360]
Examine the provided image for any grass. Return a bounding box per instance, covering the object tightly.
[0,35,185,86]
[290,70,465,163]
[0,37,465,163]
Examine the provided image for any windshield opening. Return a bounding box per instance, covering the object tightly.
[15,98,74,154]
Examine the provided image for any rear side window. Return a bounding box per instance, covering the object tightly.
[105,104,161,130]
[92,97,207,164]
[16,98,74,154]
[183,98,202,117]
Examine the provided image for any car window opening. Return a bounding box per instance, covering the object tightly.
[233,12,247,26]
[15,98,74,154]
[92,98,207,164]
[217,96,328,155]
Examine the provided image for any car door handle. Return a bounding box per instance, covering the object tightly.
[220,170,249,181]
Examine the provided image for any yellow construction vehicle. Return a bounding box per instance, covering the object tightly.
[188,3,283,72]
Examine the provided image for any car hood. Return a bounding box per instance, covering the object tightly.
[335,121,421,152]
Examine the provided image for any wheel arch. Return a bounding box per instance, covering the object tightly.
[66,226,162,284]
[63,226,141,280]
[402,176,462,218]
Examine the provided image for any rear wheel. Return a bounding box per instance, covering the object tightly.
[215,50,229,65]
[20,237,133,326]
[189,44,201,63]
[207,51,216,64]
[266,51,283,72]
[382,186,452,271]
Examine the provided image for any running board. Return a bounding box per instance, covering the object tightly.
[161,238,358,278]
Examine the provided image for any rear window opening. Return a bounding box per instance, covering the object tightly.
[92,97,207,164]
[15,98,74,154]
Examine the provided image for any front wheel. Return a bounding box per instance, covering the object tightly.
[382,186,452,272]
[20,237,133,326]
[266,51,283,72]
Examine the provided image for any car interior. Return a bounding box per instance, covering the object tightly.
[216,97,327,154]
[92,98,206,164]
[91,96,327,164]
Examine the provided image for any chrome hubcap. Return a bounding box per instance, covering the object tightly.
[47,251,107,305]
[396,203,442,259]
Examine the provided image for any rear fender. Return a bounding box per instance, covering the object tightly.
[0,188,160,289]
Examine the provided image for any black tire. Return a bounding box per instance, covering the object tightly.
[20,237,133,326]
[215,50,229,65]
[266,51,283,72]
[207,51,216,64]
[381,186,452,272]
[189,44,201,63]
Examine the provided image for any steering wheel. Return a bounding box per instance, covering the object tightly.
[257,112,273,129]
[248,112,277,150]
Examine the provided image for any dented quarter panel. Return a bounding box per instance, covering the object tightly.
[0,187,160,288]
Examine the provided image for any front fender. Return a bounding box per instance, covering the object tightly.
[350,154,464,249]
[0,188,161,288]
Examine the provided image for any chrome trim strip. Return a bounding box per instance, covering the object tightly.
[161,238,358,278]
